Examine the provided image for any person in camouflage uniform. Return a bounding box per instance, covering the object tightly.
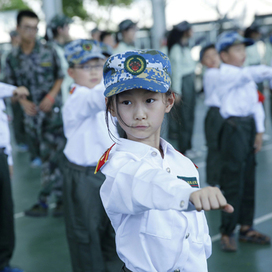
[45,14,74,105]
[4,10,66,217]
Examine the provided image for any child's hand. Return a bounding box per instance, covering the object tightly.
[20,99,37,116]
[13,86,29,98]
[254,133,263,153]
[189,186,234,213]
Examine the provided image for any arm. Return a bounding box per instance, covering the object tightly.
[244,65,272,83]
[0,83,29,99]
[101,158,197,215]
[39,46,64,112]
[39,78,63,112]
[253,102,265,153]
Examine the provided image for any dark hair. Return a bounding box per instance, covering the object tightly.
[200,44,215,61]
[100,31,112,43]
[44,28,58,41]
[105,89,173,140]
[244,26,259,39]
[167,28,184,54]
[17,10,39,26]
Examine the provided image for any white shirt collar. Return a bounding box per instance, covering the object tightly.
[115,138,176,159]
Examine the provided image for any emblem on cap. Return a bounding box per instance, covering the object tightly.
[82,43,92,51]
[124,55,146,75]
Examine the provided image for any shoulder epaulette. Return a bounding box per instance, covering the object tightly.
[94,143,116,174]
[69,86,76,95]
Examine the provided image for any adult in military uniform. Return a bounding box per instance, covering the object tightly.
[5,10,66,217]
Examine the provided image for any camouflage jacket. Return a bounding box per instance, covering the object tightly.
[4,40,64,106]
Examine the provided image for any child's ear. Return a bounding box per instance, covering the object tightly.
[105,97,117,117]
[220,51,228,63]
[165,93,175,113]
[67,68,75,79]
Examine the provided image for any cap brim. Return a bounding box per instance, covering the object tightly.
[104,78,168,97]
[79,53,105,64]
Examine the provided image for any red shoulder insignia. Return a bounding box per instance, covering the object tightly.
[257,90,265,103]
[94,143,116,174]
[69,86,76,95]
[175,149,198,169]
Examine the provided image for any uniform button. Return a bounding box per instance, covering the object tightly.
[166,167,171,173]
[180,200,185,208]
[174,269,180,272]
[185,233,190,239]
[151,151,157,156]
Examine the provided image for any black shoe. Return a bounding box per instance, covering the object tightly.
[52,202,64,217]
[25,202,48,217]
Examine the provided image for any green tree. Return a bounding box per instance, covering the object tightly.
[96,0,132,5]
[62,0,133,21]
[62,0,89,20]
[0,0,30,10]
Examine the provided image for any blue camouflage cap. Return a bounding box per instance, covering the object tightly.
[216,31,254,53]
[64,39,105,66]
[103,50,172,98]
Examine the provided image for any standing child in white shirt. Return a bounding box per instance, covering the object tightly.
[200,44,223,186]
[98,50,234,272]
[62,39,121,272]
[0,83,28,272]
[215,31,272,252]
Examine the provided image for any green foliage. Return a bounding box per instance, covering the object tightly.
[96,0,133,5]
[62,0,89,20]
[0,0,30,10]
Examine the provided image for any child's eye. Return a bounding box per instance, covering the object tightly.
[146,98,155,103]
[121,100,131,105]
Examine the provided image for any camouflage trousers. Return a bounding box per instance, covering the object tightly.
[24,106,66,203]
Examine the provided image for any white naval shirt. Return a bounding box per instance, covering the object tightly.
[62,81,117,167]
[203,68,221,108]
[100,138,211,272]
[0,82,16,165]
[217,63,272,133]
[169,44,196,95]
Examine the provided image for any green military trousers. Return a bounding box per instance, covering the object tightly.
[219,116,256,235]
[204,107,224,186]
[63,159,122,272]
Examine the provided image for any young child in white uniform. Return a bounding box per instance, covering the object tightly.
[0,83,28,272]
[62,39,121,272]
[200,44,223,187]
[97,50,234,272]
[215,31,272,252]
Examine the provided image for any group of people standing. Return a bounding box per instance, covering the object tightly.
[1,8,272,272]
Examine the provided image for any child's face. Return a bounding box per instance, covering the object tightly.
[109,88,174,148]
[201,48,220,68]
[220,43,246,67]
[123,26,137,43]
[68,58,104,89]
